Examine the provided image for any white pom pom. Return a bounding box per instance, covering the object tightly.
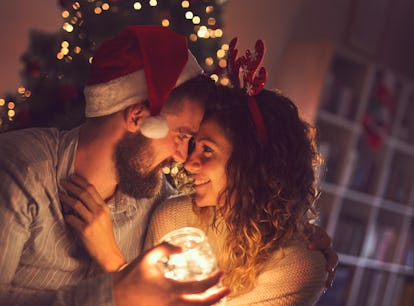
[141,116,169,139]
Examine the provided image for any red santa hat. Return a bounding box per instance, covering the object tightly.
[84,25,203,139]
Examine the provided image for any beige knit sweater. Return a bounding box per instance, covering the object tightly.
[144,195,327,306]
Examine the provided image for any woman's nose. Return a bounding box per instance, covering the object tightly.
[184,153,201,173]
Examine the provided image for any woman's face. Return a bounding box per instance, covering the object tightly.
[184,118,233,207]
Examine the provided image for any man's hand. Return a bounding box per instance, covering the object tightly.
[60,175,127,272]
[306,224,338,288]
[113,242,230,306]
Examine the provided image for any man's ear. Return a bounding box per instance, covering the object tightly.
[124,103,150,132]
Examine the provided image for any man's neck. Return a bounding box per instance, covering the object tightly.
[75,120,123,201]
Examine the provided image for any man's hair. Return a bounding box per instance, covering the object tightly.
[162,74,217,114]
[196,85,322,296]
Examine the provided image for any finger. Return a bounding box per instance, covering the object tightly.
[143,242,182,265]
[70,175,107,207]
[65,213,85,233]
[173,271,224,295]
[179,286,230,306]
[61,179,100,213]
[325,248,339,272]
[60,193,92,222]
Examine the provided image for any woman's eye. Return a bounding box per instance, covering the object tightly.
[202,145,213,156]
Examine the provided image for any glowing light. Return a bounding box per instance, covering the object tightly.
[17,87,26,94]
[205,57,214,66]
[61,10,70,18]
[208,17,216,25]
[181,0,189,8]
[185,11,193,19]
[89,57,94,64]
[217,49,225,58]
[0,99,5,106]
[24,90,31,98]
[71,17,79,24]
[76,11,82,18]
[57,52,64,60]
[218,59,227,68]
[221,43,229,51]
[214,29,223,37]
[63,23,74,33]
[133,2,142,10]
[162,19,170,27]
[220,77,230,86]
[94,7,102,14]
[62,48,69,55]
[197,26,208,38]
[210,74,219,82]
[192,16,200,24]
[74,46,82,54]
[72,2,81,10]
[61,41,69,48]
[149,0,157,6]
[189,34,197,42]
[102,3,110,10]
[8,102,15,109]
[206,6,214,13]
[8,110,15,118]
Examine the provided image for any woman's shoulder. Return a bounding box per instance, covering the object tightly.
[152,194,194,219]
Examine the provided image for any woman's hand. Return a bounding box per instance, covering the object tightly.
[306,224,338,289]
[60,174,127,272]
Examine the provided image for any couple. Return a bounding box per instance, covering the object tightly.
[0,25,334,305]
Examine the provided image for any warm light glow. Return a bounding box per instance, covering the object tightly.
[89,57,94,64]
[8,110,15,117]
[62,48,69,55]
[210,74,219,82]
[17,86,26,94]
[8,102,15,109]
[221,43,229,51]
[71,17,78,24]
[63,23,74,33]
[218,59,227,68]
[181,0,189,8]
[61,41,69,48]
[133,2,142,10]
[61,10,70,18]
[24,90,31,98]
[102,3,110,10]
[197,26,208,38]
[72,2,81,10]
[0,99,4,106]
[205,57,214,66]
[185,11,193,19]
[214,29,223,37]
[220,77,230,86]
[161,19,170,27]
[208,17,216,25]
[216,49,225,58]
[189,34,197,42]
[57,52,64,60]
[149,0,157,6]
[74,46,82,54]
[192,16,200,24]
[94,7,102,14]
[206,5,214,13]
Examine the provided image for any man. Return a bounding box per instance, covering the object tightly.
[0,25,228,306]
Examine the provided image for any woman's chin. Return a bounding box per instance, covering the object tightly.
[194,195,216,207]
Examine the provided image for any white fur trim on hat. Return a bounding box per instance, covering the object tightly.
[84,70,147,117]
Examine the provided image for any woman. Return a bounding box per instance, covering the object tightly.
[143,85,327,305]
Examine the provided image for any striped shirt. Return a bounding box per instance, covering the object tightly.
[0,127,171,306]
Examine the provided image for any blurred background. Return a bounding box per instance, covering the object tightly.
[0,0,413,305]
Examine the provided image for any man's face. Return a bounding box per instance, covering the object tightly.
[115,98,204,199]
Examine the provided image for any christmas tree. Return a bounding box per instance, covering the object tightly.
[0,0,228,132]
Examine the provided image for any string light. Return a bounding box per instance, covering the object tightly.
[0,98,5,106]
[220,77,230,86]
[63,22,74,33]
[61,41,69,48]
[205,57,214,66]
[17,87,26,95]
[133,2,142,10]
[208,17,216,25]
[94,7,102,14]
[216,49,225,58]
[192,16,200,24]
[197,26,209,38]
[210,74,219,82]
[72,2,81,10]
[102,3,110,10]
[218,59,227,68]
[8,102,15,109]
[189,34,197,42]
[214,29,223,37]
[149,0,157,7]
[61,10,70,18]
[162,19,170,27]
[206,6,214,13]
[74,46,82,54]
[185,11,193,19]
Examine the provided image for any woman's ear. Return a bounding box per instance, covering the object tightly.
[124,103,150,132]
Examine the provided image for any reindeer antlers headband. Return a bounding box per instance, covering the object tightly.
[227,37,268,144]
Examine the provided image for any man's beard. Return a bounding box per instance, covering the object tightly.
[115,132,166,199]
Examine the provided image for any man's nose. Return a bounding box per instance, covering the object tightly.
[172,142,188,163]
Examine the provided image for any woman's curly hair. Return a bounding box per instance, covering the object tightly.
[195,85,322,296]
